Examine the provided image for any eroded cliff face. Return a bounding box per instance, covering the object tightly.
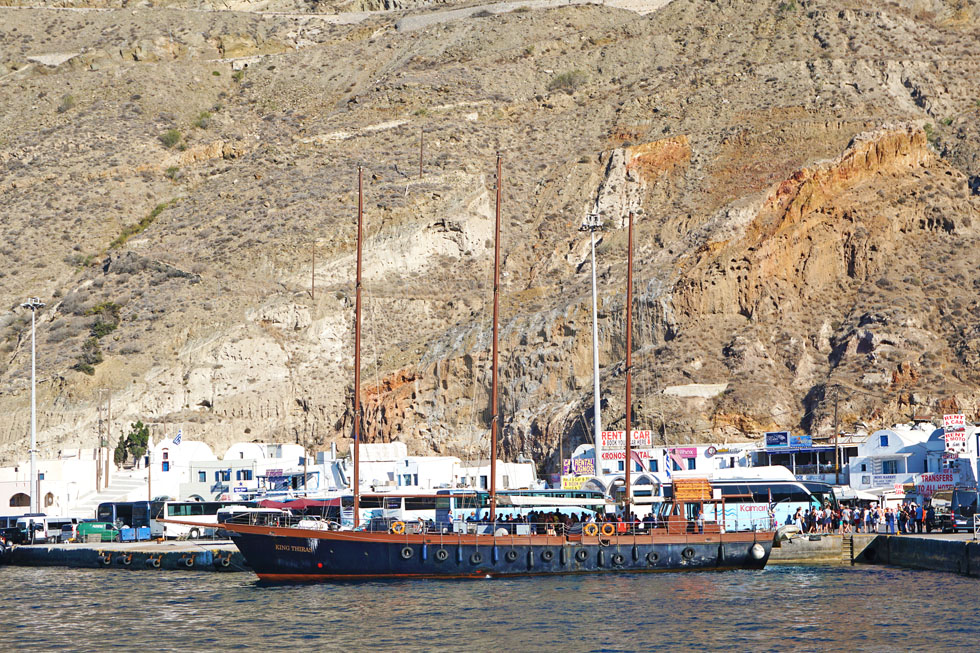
[1,0,979,468]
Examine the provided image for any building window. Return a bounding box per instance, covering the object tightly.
[479,475,488,489]
[241,470,252,481]
[502,475,510,488]
[162,461,170,472]
[402,474,412,486]
[879,435,889,448]
[9,493,29,507]
[882,460,897,474]
[413,474,419,486]
[198,471,206,482]
[214,471,221,482]
[860,463,867,472]
[687,459,696,470]
[648,460,659,473]
[618,461,625,472]
[221,470,231,482]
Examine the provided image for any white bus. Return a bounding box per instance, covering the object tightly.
[664,467,837,531]
[152,500,252,539]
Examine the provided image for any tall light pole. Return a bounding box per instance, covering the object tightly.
[579,208,603,479]
[21,297,45,514]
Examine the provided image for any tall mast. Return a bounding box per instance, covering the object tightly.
[624,212,634,512]
[489,154,502,522]
[353,167,364,528]
[580,209,603,479]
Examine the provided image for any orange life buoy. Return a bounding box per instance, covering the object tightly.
[584,523,598,536]
[600,523,616,537]
[390,521,406,535]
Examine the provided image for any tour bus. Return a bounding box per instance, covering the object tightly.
[664,467,838,532]
[96,501,162,529]
[151,500,253,539]
[15,515,79,544]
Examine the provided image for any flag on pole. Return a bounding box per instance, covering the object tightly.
[630,449,645,472]
[172,429,182,446]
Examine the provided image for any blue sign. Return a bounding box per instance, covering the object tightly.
[765,431,790,448]
[789,435,813,448]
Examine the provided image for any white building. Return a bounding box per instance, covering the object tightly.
[0,448,109,517]
[847,422,979,498]
[564,440,758,494]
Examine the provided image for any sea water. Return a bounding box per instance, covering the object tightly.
[1,564,977,651]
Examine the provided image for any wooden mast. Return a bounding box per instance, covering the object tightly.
[624,211,634,513]
[353,167,364,528]
[489,154,502,523]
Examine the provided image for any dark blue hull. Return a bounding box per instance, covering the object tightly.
[227,527,773,581]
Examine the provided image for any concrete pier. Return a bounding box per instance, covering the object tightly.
[6,540,248,572]
[768,533,877,565]
[855,533,980,577]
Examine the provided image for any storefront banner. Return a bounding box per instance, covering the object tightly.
[600,430,653,448]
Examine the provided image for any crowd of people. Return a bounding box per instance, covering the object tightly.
[788,502,937,535]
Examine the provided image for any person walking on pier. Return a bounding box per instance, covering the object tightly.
[926,504,936,533]
[914,503,924,534]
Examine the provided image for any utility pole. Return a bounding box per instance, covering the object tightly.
[22,297,44,515]
[579,206,603,479]
[833,384,840,485]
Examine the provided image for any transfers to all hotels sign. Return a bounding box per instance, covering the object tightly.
[600,430,653,448]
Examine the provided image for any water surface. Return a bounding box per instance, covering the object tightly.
[2,565,976,651]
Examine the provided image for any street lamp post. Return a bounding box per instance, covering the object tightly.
[579,208,603,479]
[21,297,45,515]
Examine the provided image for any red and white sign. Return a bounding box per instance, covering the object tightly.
[943,414,966,430]
[600,430,653,448]
[601,449,654,461]
[916,472,956,497]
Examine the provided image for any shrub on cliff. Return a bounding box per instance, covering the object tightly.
[548,70,588,93]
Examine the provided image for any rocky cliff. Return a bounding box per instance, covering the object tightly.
[1,0,979,471]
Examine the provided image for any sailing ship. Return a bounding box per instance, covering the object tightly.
[217,160,776,581]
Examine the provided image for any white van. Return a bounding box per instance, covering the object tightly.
[15,515,78,544]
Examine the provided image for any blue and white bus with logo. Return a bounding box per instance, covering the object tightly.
[665,467,837,531]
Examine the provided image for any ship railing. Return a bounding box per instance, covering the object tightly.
[405,519,757,538]
[221,511,341,531]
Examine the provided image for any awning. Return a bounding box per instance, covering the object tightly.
[833,487,878,501]
[257,498,341,509]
